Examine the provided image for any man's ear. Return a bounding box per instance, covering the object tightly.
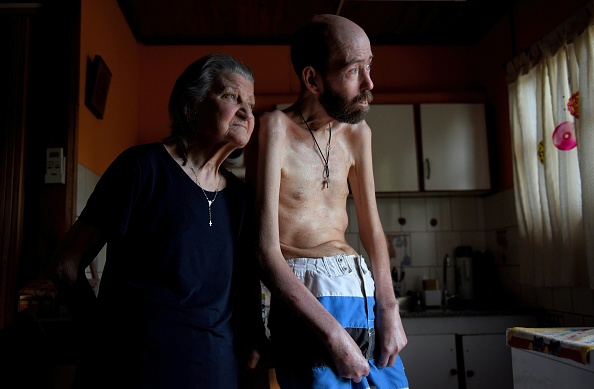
[302,66,321,94]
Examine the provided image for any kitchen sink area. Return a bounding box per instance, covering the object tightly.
[399,303,539,389]
[397,295,530,318]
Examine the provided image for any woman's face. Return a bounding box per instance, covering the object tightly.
[196,72,255,149]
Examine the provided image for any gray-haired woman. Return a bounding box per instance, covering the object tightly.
[51,53,265,388]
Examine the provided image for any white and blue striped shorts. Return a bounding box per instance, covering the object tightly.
[269,254,409,389]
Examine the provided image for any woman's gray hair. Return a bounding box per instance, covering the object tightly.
[164,53,254,164]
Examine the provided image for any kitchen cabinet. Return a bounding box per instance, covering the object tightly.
[400,313,537,389]
[461,333,513,389]
[420,103,491,191]
[399,334,458,389]
[365,104,419,192]
[365,103,490,193]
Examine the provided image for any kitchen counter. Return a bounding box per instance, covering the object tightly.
[399,308,538,389]
[399,298,541,319]
[401,307,529,318]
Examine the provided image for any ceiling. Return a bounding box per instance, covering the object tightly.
[117,0,520,46]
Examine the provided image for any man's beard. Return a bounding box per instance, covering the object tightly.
[319,88,374,124]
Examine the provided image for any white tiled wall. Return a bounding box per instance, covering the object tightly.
[77,164,106,284]
[348,194,489,296]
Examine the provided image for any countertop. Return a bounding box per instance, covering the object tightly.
[398,297,540,319]
[400,307,530,318]
[507,327,594,365]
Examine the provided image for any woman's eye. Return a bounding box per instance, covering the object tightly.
[223,93,237,101]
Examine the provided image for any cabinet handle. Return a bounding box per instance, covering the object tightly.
[466,370,475,377]
[449,369,458,376]
[425,158,431,179]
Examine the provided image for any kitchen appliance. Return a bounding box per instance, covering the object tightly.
[454,245,474,300]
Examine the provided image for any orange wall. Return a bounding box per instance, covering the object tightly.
[79,0,590,190]
[79,0,139,175]
[136,44,478,146]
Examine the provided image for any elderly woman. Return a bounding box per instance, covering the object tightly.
[51,54,264,388]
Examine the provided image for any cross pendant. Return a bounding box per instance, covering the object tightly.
[208,200,213,206]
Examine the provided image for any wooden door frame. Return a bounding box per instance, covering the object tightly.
[0,1,80,329]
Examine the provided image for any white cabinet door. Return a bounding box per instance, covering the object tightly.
[420,103,491,191]
[399,334,459,389]
[462,334,513,389]
[366,104,419,192]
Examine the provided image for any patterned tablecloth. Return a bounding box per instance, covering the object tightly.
[506,327,594,365]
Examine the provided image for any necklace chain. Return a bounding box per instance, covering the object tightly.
[299,112,332,188]
[188,165,221,227]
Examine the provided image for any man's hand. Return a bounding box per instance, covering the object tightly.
[375,302,407,368]
[327,328,370,383]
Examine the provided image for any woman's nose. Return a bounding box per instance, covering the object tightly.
[238,102,254,119]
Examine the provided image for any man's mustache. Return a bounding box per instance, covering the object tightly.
[355,90,373,104]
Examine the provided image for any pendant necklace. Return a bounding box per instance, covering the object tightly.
[299,112,332,188]
[188,165,221,226]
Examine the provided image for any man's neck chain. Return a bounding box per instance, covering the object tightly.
[299,112,332,188]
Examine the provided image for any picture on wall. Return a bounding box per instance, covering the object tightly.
[85,55,112,119]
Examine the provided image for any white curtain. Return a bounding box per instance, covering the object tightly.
[575,24,594,288]
[509,23,594,288]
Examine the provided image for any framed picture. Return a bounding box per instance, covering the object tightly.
[85,55,112,119]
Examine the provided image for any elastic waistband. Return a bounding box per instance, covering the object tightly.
[286,254,368,278]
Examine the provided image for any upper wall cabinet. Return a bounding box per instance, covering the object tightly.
[366,104,419,192]
[420,103,491,191]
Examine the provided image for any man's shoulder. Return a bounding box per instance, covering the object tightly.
[259,108,301,138]
[335,119,371,140]
[260,109,288,124]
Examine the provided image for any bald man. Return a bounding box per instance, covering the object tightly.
[255,14,409,389]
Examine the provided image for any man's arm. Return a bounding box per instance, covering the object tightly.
[256,111,370,382]
[347,121,407,368]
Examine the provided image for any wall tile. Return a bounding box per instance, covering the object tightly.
[484,188,517,230]
[78,163,105,278]
[562,313,584,327]
[345,233,361,255]
[520,284,538,306]
[502,226,520,265]
[425,197,452,231]
[401,266,431,295]
[459,231,486,252]
[400,198,427,232]
[451,197,481,231]
[536,287,555,311]
[498,265,521,300]
[552,287,573,312]
[583,315,594,326]
[410,232,436,267]
[76,165,87,217]
[435,231,461,261]
[571,287,594,316]
[385,233,410,269]
[377,197,401,232]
